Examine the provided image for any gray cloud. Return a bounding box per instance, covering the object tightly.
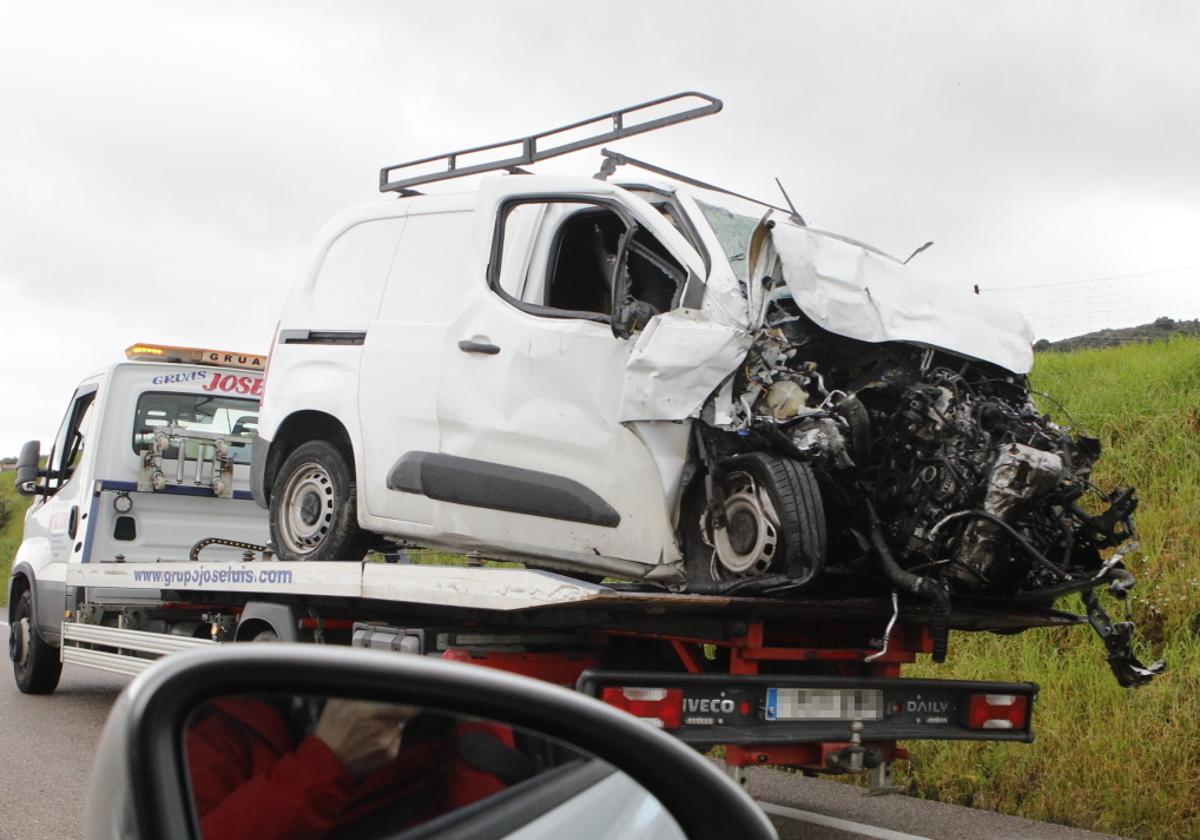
[3,0,1199,454]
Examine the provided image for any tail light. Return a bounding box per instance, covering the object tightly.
[966,693,1029,730]
[600,687,684,729]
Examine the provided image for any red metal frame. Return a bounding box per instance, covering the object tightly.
[441,649,599,687]
[730,620,931,672]
[434,618,933,775]
[606,620,932,677]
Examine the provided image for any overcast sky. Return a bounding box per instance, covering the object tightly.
[3,1,1199,455]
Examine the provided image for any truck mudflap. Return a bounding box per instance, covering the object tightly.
[578,671,1037,746]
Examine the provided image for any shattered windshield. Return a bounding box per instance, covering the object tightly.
[695,199,759,284]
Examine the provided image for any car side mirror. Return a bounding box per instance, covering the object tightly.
[15,440,41,496]
[84,646,776,840]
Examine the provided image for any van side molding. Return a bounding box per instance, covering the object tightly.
[387,452,621,528]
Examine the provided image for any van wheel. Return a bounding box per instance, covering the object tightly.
[270,440,370,563]
[683,452,827,590]
[10,590,62,694]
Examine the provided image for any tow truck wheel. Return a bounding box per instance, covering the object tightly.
[683,452,827,590]
[270,440,371,563]
[10,590,62,695]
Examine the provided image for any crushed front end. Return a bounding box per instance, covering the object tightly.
[682,211,1163,687]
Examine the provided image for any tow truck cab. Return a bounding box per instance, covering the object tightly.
[8,344,267,653]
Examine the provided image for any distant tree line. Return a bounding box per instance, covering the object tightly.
[1036,316,1200,352]
[0,458,17,531]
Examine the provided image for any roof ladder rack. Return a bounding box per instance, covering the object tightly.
[378,91,722,195]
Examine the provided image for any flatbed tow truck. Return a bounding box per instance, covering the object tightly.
[62,555,1066,789]
[7,340,1062,792]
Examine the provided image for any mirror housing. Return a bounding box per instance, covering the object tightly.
[15,440,41,496]
[85,646,776,840]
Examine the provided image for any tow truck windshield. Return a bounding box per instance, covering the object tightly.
[132,392,259,464]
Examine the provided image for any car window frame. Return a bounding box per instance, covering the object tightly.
[619,184,711,276]
[44,384,99,496]
[487,194,635,325]
[486,193,690,330]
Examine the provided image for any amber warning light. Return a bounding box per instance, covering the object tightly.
[125,343,266,371]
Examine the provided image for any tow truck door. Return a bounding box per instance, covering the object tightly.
[18,382,100,642]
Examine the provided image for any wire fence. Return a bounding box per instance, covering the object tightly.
[979,265,1200,341]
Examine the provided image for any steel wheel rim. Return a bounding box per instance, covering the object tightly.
[713,472,780,576]
[11,615,30,669]
[278,461,335,555]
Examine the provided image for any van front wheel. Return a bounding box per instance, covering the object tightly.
[270,440,371,563]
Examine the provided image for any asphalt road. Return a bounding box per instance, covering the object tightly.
[0,623,1127,840]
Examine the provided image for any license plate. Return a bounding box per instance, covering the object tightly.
[765,687,885,721]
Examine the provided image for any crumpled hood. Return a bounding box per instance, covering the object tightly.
[749,219,1035,374]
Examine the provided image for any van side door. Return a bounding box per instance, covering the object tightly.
[422,178,706,571]
[357,202,476,531]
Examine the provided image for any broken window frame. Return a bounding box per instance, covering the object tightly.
[486,194,689,333]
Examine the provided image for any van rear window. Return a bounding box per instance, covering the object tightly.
[132,392,259,464]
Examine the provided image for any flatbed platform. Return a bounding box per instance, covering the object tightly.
[69,559,1081,633]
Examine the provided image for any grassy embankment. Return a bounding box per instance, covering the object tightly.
[0,474,30,602]
[904,336,1200,840]
[0,338,1195,836]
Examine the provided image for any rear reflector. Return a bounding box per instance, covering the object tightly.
[967,693,1029,730]
[601,687,684,729]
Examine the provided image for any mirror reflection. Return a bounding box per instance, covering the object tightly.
[184,693,680,840]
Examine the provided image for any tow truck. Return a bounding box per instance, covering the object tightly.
[8,342,1075,792]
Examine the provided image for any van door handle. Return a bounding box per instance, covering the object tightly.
[68,505,79,540]
[457,339,501,355]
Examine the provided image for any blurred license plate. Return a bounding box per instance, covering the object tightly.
[765,688,884,721]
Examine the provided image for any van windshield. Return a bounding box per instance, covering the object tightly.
[132,392,259,464]
[694,198,759,284]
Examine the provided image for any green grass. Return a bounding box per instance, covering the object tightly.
[903,336,1200,839]
[0,475,32,605]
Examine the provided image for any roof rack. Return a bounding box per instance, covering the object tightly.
[379,91,722,195]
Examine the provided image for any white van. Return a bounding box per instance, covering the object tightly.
[251,93,1137,618]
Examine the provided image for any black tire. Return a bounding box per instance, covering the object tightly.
[10,589,62,695]
[683,452,827,589]
[269,439,371,563]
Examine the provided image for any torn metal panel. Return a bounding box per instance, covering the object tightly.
[750,217,1036,374]
[626,420,694,524]
[620,308,751,422]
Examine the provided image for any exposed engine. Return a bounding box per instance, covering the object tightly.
[696,305,1162,686]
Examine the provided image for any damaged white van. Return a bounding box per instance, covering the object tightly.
[253,94,1141,654]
